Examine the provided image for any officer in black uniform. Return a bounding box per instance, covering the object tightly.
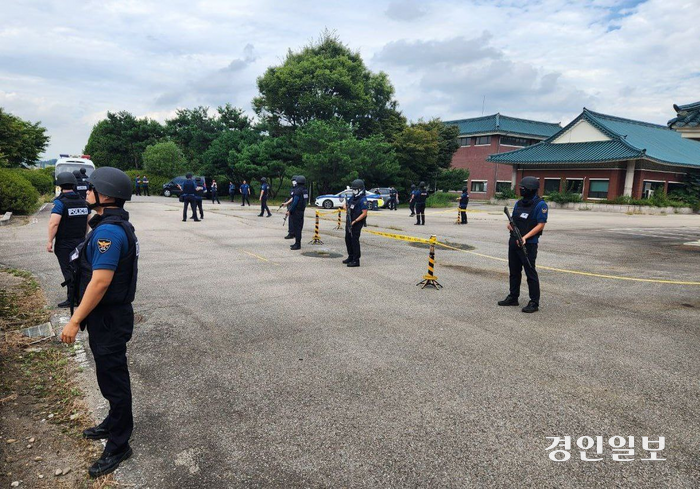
[388,187,397,210]
[287,175,307,250]
[73,169,89,199]
[498,176,548,313]
[408,184,417,216]
[178,173,199,222]
[141,175,150,196]
[459,187,470,224]
[47,172,89,307]
[60,167,139,478]
[283,176,299,239]
[414,181,428,225]
[258,177,272,217]
[342,179,369,267]
[193,177,205,219]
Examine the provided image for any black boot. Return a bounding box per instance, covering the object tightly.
[498,295,519,306]
[284,234,294,239]
[421,215,425,225]
[88,446,132,478]
[522,301,539,313]
[57,299,71,308]
[290,244,301,250]
[342,257,353,264]
[347,261,360,267]
[83,423,109,440]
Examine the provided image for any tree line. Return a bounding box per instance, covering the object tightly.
[84,32,468,196]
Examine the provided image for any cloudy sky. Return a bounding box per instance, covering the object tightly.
[2,0,698,158]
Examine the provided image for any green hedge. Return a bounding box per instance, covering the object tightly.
[545,191,583,204]
[604,195,688,208]
[13,169,54,195]
[426,192,455,208]
[0,169,40,215]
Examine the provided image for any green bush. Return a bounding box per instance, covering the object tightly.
[426,192,455,208]
[38,166,55,179]
[0,169,40,214]
[142,141,187,176]
[13,169,54,195]
[495,187,517,199]
[545,191,583,204]
[605,194,689,208]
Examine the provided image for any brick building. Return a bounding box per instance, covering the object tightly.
[444,114,561,199]
[488,107,700,200]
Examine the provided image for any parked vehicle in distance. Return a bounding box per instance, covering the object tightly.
[162,176,205,197]
[54,154,95,195]
[369,187,394,208]
[315,189,383,210]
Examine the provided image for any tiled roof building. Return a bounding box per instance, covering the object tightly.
[668,101,700,141]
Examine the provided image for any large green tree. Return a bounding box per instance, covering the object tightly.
[0,108,50,167]
[253,31,405,140]
[84,111,164,170]
[142,141,187,176]
[295,119,398,194]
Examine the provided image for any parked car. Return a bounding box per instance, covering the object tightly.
[315,189,384,210]
[162,176,205,197]
[369,187,394,208]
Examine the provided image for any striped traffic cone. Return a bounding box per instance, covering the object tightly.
[417,235,443,289]
[309,210,324,245]
[336,207,342,230]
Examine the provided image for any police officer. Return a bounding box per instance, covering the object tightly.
[73,169,89,200]
[388,187,398,210]
[193,177,205,219]
[459,187,470,224]
[228,181,236,202]
[287,175,307,250]
[342,179,369,267]
[414,182,428,225]
[258,177,272,217]
[178,173,199,222]
[60,167,139,478]
[47,172,89,307]
[498,176,548,313]
[240,180,251,206]
[211,179,221,204]
[141,175,150,196]
[282,176,299,239]
[408,184,417,216]
[134,175,141,196]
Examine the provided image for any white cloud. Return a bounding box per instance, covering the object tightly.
[0,0,697,158]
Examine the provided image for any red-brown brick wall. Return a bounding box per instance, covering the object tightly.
[632,170,687,199]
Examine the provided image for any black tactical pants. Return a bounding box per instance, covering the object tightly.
[345,222,363,262]
[183,197,197,220]
[508,239,540,304]
[142,186,150,196]
[87,304,134,453]
[211,190,220,204]
[409,201,415,215]
[460,206,468,224]
[260,198,271,216]
[55,238,82,300]
[291,212,304,246]
[415,203,426,224]
[194,198,204,219]
[241,195,250,206]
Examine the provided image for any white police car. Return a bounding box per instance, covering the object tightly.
[315,189,384,209]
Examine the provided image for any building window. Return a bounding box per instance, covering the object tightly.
[458,137,470,147]
[588,180,609,199]
[501,136,530,147]
[642,181,665,198]
[565,179,583,194]
[667,182,685,195]
[496,181,512,193]
[471,181,487,193]
[474,136,491,145]
[543,178,561,195]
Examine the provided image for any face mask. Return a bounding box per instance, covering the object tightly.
[352,189,360,196]
[292,181,297,187]
[520,188,536,199]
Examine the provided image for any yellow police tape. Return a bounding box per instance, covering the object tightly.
[364,230,700,286]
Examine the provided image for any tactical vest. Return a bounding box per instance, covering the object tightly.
[513,196,544,239]
[55,193,89,240]
[70,208,139,307]
[415,190,428,204]
[75,176,89,199]
[347,194,368,227]
[293,186,307,213]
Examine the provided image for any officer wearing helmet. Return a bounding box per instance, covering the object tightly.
[287,175,307,250]
[342,179,369,267]
[282,176,299,239]
[258,177,272,217]
[193,177,205,220]
[177,173,199,222]
[498,176,548,313]
[459,187,470,224]
[60,167,139,477]
[414,182,428,225]
[73,169,89,199]
[47,172,89,307]
[408,184,418,216]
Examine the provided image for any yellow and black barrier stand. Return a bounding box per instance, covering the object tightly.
[417,235,442,289]
[309,210,324,245]
[454,207,461,224]
[336,207,342,230]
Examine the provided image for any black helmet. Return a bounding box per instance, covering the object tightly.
[296,175,306,186]
[261,177,267,183]
[88,167,132,201]
[194,176,202,182]
[80,168,87,175]
[351,179,365,191]
[519,176,539,191]
[411,184,416,189]
[56,172,77,187]
[419,181,426,188]
[72,170,82,179]
[462,187,468,193]
[186,172,193,179]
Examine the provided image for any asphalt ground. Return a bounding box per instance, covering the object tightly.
[1,196,699,488]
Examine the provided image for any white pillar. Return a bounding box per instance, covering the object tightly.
[623,160,635,197]
[511,166,517,188]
